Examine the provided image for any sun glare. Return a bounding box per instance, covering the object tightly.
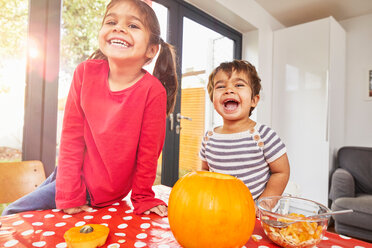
[28,38,40,59]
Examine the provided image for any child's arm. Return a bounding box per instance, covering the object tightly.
[130,89,167,216]
[55,64,87,211]
[201,161,209,171]
[258,153,290,199]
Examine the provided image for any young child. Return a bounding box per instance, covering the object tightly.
[3,0,177,217]
[199,60,290,201]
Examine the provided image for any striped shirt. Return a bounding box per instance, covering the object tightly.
[199,123,286,200]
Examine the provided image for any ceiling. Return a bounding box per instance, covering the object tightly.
[256,0,372,27]
[186,0,372,32]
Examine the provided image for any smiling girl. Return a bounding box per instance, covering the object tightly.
[3,0,177,217]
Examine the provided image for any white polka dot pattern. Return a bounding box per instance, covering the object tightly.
[339,235,351,239]
[56,243,67,248]
[107,243,120,248]
[0,185,369,248]
[136,233,147,239]
[12,220,24,226]
[32,222,43,226]
[134,241,146,248]
[140,223,150,229]
[4,240,19,247]
[22,214,34,218]
[74,221,86,227]
[252,234,263,240]
[117,223,128,229]
[21,230,34,236]
[32,241,46,247]
[42,231,55,236]
[55,222,66,227]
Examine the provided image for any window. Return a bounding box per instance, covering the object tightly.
[0,0,28,162]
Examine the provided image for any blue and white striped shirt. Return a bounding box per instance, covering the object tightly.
[199,123,286,200]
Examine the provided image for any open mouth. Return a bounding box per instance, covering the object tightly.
[109,39,130,48]
[223,99,239,111]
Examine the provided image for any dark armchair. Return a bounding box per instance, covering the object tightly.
[329,146,372,241]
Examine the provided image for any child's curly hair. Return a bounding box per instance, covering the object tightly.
[207,60,262,116]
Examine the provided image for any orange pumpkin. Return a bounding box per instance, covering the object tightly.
[64,224,110,248]
[168,171,256,248]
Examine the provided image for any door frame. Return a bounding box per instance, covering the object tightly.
[155,0,242,186]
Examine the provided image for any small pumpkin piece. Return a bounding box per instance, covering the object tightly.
[64,224,110,248]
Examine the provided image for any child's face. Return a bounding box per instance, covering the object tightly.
[212,70,259,122]
[98,1,158,65]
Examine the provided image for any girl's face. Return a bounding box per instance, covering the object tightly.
[212,70,259,122]
[98,1,158,65]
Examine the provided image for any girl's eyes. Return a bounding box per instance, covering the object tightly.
[128,23,140,29]
[215,84,245,89]
[104,21,140,29]
[106,20,116,25]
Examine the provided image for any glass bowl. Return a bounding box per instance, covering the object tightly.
[257,196,330,248]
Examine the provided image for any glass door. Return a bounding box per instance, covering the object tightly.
[156,0,242,186]
[178,17,234,178]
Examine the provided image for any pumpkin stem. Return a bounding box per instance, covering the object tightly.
[80,225,94,233]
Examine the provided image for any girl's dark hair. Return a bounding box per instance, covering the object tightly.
[89,0,178,115]
[207,60,261,116]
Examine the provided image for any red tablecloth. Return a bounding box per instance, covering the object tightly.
[0,185,371,248]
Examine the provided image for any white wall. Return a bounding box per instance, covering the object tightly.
[190,1,372,148]
[340,14,372,147]
[217,0,284,126]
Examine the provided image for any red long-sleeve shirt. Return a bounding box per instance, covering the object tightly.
[56,59,166,214]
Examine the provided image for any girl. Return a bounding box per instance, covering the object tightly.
[3,0,177,217]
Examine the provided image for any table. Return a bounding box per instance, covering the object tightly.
[0,185,371,248]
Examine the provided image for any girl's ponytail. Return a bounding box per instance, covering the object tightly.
[88,49,107,60]
[153,39,178,116]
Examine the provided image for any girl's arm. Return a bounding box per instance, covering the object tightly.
[258,153,290,199]
[55,64,87,210]
[130,89,167,215]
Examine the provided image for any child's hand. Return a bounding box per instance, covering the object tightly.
[63,204,92,215]
[144,204,167,217]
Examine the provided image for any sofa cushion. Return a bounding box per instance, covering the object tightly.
[338,147,372,194]
[329,168,355,200]
[331,194,372,231]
